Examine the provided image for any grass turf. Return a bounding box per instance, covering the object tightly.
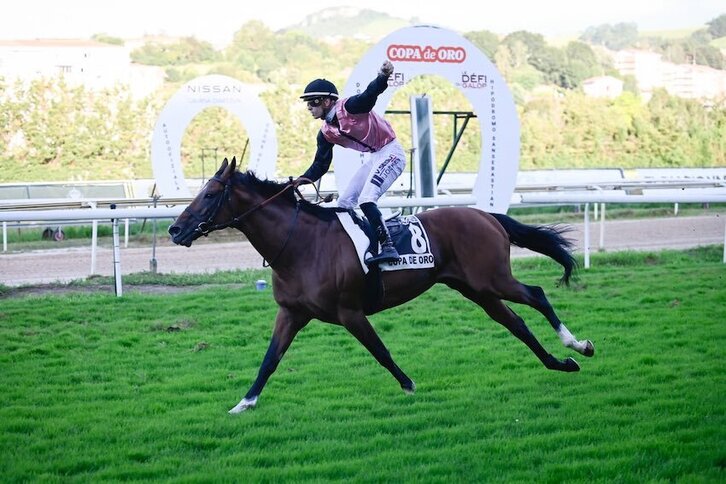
[0,247,724,482]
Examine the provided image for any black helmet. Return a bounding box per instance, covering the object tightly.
[300,78,338,100]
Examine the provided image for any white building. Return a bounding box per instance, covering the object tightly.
[613,49,664,95]
[582,75,623,99]
[662,62,726,100]
[0,39,165,98]
[613,48,726,101]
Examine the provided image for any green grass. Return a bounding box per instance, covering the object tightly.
[1,248,724,482]
[712,36,726,49]
[507,203,723,224]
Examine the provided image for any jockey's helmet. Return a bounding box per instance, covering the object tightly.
[300,79,338,101]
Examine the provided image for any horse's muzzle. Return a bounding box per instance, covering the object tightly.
[168,223,193,247]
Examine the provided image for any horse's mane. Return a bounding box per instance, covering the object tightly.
[234,170,343,222]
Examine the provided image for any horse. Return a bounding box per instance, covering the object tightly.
[168,157,594,414]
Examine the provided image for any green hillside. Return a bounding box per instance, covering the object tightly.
[283,7,411,41]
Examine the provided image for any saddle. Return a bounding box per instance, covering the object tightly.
[347,210,404,259]
[340,210,435,314]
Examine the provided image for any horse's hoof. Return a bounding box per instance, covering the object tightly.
[402,381,416,395]
[583,340,595,357]
[562,357,580,372]
[229,396,257,414]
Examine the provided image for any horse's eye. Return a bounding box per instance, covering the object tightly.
[204,192,215,199]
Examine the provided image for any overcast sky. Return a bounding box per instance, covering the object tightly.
[2,0,724,45]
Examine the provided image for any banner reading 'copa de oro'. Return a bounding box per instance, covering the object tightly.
[151,75,277,197]
[337,25,519,213]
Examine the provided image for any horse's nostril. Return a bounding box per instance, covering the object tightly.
[168,225,180,236]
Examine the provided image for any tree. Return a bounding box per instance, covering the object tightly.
[225,21,276,71]
[563,41,600,88]
[131,37,218,66]
[224,21,336,83]
[464,30,500,59]
[689,29,713,44]
[91,33,124,46]
[637,35,725,69]
[502,31,546,53]
[0,78,158,181]
[580,23,638,50]
[530,45,567,87]
[706,14,726,38]
[621,75,639,95]
[3,24,725,182]
[692,44,725,69]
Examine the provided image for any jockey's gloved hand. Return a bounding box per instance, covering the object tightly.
[379,60,394,77]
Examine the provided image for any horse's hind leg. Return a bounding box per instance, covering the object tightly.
[501,282,594,357]
[525,284,594,356]
[478,295,580,372]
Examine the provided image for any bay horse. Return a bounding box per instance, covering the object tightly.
[168,157,594,414]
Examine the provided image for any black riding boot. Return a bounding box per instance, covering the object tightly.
[360,202,400,265]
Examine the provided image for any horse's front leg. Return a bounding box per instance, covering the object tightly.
[229,307,309,414]
[340,309,416,394]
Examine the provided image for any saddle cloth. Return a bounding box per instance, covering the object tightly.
[336,212,435,275]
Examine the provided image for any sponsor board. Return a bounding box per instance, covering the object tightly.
[335,25,520,214]
[150,75,277,197]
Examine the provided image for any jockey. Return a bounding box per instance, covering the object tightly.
[298,60,406,266]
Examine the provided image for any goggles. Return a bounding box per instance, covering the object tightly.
[305,97,324,107]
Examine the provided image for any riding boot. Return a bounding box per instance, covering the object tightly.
[360,202,400,265]
[368,224,399,265]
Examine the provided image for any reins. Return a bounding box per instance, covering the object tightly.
[193,176,317,235]
[189,175,331,266]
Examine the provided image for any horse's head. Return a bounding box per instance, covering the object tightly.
[168,156,238,247]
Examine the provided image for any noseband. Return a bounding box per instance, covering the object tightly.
[193,177,233,236]
[185,176,322,266]
[190,176,305,236]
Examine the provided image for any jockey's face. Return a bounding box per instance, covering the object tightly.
[306,97,335,119]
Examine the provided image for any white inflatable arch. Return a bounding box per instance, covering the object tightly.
[336,25,519,213]
[151,75,277,197]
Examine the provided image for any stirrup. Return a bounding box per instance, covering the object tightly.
[365,246,400,265]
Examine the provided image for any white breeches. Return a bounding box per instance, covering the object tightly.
[337,140,406,210]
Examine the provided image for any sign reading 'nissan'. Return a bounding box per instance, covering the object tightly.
[150,75,277,198]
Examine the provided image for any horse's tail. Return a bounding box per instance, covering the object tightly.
[490,213,577,287]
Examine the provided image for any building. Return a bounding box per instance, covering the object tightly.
[662,62,726,100]
[613,49,664,94]
[612,48,726,101]
[0,39,165,98]
[582,75,624,99]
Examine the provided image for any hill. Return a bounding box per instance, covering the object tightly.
[282,7,412,41]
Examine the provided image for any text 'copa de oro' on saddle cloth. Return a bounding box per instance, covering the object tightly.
[335,212,435,275]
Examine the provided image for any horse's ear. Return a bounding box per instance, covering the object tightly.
[221,156,236,179]
[215,158,229,177]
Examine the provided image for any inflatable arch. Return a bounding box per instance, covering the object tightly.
[336,25,520,213]
[151,75,277,197]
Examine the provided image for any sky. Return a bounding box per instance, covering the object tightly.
[2,0,724,46]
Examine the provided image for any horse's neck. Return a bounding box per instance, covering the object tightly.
[235,200,316,268]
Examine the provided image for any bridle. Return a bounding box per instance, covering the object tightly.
[185,175,328,266]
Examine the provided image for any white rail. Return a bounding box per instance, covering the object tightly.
[1,185,725,295]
